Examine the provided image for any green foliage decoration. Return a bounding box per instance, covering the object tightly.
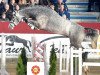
[49,44,57,75]
[16,48,28,75]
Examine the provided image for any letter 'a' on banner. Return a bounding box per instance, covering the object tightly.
[27,62,44,75]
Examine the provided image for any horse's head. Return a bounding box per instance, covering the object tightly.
[8,12,23,29]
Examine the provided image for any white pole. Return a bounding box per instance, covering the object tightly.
[67,45,70,72]
[79,48,82,75]
[1,34,6,75]
[70,47,73,75]
[32,36,36,61]
[1,33,6,75]
[43,44,48,75]
[59,41,62,75]
[0,33,9,75]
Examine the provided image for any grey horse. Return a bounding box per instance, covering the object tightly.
[9,5,99,49]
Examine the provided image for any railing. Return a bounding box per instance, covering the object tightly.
[70,47,100,75]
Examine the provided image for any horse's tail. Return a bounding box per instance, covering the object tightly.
[84,28,99,36]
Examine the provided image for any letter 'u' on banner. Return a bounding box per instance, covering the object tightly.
[27,62,44,75]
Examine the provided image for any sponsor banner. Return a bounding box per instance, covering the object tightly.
[27,62,44,75]
[0,33,70,59]
[0,33,32,58]
[33,34,70,56]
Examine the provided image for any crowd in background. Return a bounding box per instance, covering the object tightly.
[88,0,100,12]
[50,0,70,20]
[0,0,70,22]
[0,0,100,22]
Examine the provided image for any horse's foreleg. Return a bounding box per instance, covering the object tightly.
[27,19,39,30]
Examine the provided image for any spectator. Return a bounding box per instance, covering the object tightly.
[58,4,70,20]
[8,0,18,4]
[28,0,36,6]
[0,0,6,16]
[49,0,57,4]
[58,0,62,5]
[5,3,10,11]
[94,0,100,12]
[58,0,66,5]
[14,4,20,13]
[4,3,13,20]
[14,5,20,13]
[88,0,94,12]
[0,0,6,3]
[24,0,38,7]
[39,0,49,6]
[9,0,16,12]
[0,12,9,21]
[49,0,67,12]
[49,3,54,10]
[49,0,58,12]
[35,0,39,5]
[58,0,68,11]
[19,0,26,5]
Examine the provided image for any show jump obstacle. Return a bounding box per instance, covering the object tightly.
[70,47,100,75]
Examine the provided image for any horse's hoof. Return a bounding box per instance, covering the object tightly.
[31,26,35,30]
